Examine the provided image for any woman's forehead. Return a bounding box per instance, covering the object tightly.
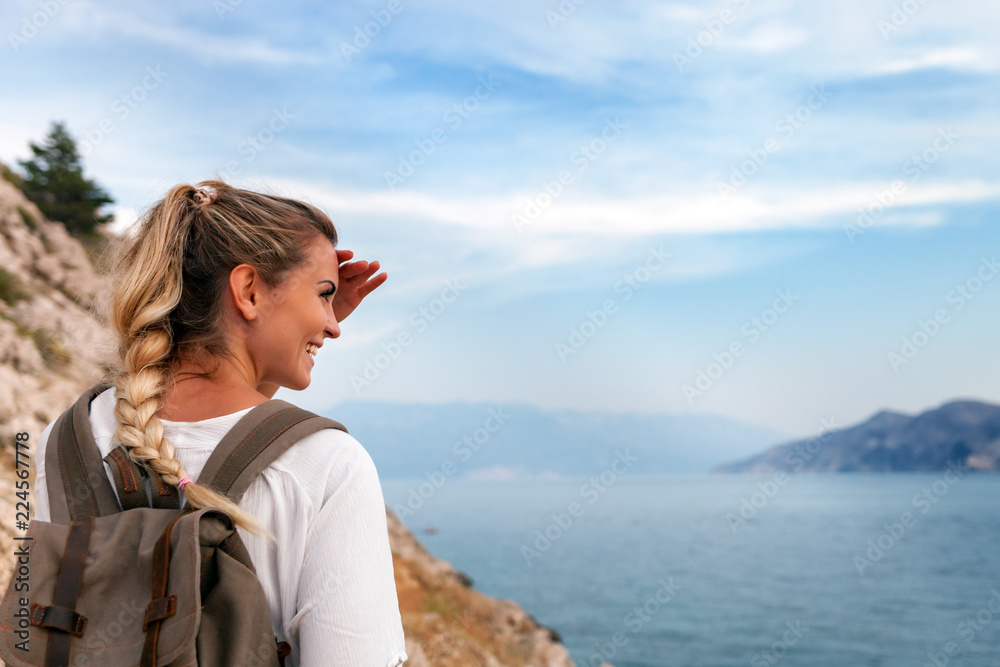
[300,239,340,280]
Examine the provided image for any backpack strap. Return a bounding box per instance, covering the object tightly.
[103,446,182,511]
[147,465,182,510]
[47,383,122,523]
[29,516,94,667]
[103,446,149,511]
[140,512,185,667]
[197,399,348,504]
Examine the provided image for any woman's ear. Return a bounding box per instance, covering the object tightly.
[230,264,262,320]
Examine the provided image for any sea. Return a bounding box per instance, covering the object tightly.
[381,473,1000,667]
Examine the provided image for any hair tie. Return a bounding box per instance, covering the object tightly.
[177,476,193,490]
[193,188,215,210]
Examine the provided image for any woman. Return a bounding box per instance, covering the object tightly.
[32,181,408,666]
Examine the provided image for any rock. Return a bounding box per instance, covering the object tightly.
[387,507,575,666]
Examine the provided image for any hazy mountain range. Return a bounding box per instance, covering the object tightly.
[327,398,1000,478]
[323,401,788,478]
[714,400,1000,473]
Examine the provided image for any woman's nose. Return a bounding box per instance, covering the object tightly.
[326,316,341,339]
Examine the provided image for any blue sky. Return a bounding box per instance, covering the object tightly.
[2,0,998,437]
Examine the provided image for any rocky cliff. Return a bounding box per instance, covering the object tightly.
[0,169,577,666]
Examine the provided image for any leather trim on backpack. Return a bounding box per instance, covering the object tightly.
[148,470,181,510]
[28,603,87,638]
[103,446,182,512]
[142,596,177,631]
[105,446,150,511]
[141,512,184,667]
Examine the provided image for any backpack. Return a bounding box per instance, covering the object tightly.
[0,382,348,667]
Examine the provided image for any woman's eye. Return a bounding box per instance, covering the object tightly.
[321,289,335,300]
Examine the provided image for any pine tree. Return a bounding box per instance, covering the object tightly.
[18,121,114,238]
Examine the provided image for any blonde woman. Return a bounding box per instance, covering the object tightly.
[32,181,407,666]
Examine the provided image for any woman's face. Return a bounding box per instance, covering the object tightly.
[249,237,341,391]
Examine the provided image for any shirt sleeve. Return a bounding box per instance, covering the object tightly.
[286,435,407,667]
[32,420,55,523]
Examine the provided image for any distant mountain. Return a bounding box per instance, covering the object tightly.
[322,401,787,478]
[714,400,1000,473]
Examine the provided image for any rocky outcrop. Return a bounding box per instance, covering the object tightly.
[387,508,574,667]
[0,167,578,666]
[0,176,116,442]
[0,174,116,592]
[715,401,1000,473]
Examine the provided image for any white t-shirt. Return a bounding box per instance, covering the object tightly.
[34,387,408,667]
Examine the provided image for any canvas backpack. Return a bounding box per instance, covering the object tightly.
[0,382,348,667]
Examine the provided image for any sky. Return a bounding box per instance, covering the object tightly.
[2,0,999,437]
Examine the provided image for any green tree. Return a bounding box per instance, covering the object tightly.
[18,121,114,238]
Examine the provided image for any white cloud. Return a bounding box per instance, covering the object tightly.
[724,24,809,54]
[53,1,324,66]
[378,0,1000,84]
[270,177,1000,241]
[874,48,998,75]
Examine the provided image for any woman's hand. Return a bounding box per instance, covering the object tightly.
[333,249,387,323]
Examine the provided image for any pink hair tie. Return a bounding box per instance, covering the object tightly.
[177,476,193,490]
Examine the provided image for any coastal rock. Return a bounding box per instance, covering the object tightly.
[387,507,575,667]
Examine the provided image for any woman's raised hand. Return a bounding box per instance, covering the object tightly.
[333,249,387,323]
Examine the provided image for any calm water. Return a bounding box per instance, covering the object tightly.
[382,474,1000,667]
